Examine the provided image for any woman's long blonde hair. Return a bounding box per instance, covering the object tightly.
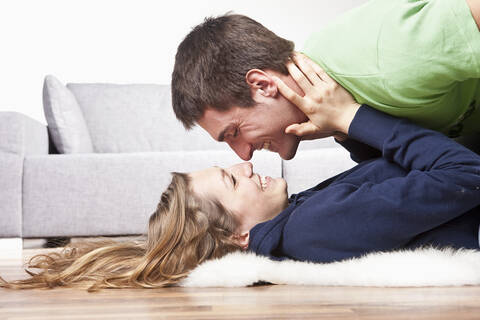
[0,172,242,291]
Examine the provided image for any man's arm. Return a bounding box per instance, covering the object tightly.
[466,0,480,30]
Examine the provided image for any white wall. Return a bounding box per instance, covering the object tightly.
[0,0,367,125]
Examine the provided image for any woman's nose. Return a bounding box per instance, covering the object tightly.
[229,162,253,177]
[242,162,253,177]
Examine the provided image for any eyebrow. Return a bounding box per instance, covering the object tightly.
[217,124,235,142]
[214,166,232,189]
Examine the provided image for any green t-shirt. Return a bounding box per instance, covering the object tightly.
[303,0,480,137]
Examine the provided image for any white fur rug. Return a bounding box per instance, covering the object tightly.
[180,247,480,287]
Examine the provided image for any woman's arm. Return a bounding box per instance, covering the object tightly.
[274,52,381,163]
[334,137,381,163]
[273,52,361,140]
[284,105,480,263]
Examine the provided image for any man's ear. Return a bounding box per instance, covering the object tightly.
[245,69,278,99]
[232,231,250,250]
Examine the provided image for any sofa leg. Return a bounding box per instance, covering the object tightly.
[0,238,22,261]
[43,237,71,248]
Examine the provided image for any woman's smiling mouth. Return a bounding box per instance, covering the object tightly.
[260,175,273,191]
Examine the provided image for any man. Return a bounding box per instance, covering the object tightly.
[171,0,480,161]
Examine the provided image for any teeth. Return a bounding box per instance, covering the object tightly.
[260,175,267,190]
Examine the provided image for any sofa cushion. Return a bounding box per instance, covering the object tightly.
[42,75,94,154]
[283,148,356,195]
[66,83,229,153]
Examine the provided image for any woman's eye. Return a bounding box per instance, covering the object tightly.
[231,174,237,187]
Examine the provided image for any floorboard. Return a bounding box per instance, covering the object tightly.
[1,247,480,319]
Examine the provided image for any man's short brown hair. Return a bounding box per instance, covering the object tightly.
[171,13,295,129]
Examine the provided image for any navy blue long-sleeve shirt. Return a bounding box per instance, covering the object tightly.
[248,105,480,263]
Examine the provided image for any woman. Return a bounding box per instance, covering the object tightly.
[2,63,480,291]
[0,172,243,291]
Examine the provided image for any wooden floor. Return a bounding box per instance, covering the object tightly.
[1,248,480,320]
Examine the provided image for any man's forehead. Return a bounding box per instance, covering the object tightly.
[201,105,240,121]
[198,107,228,125]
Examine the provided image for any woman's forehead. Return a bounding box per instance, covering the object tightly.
[189,166,225,186]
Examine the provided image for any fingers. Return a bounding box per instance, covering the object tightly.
[285,60,314,96]
[272,76,309,113]
[290,52,323,88]
[285,121,320,137]
[295,52,336,85]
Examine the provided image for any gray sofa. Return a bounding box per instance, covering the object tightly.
[0,75,355,241]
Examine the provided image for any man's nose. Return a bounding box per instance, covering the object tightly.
[228,141,253,161]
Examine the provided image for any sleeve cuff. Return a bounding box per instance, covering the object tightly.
[348,104,402,150]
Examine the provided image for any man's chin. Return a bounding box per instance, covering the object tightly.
[279,139,300,160]
[280,152,296,160]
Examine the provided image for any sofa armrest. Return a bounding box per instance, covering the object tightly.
[0,112,51,237]
[0,111,49,156]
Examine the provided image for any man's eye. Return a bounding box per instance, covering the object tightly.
[225,128,238,141]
